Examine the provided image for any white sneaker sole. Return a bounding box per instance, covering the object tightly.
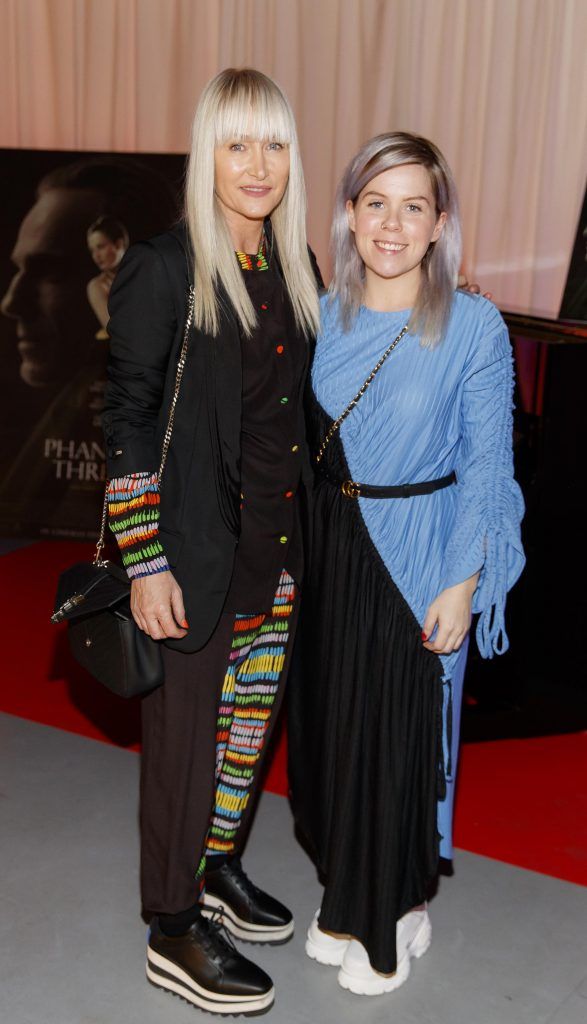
[305,924,350,966]
[305,932,350,966]
[146,946,275,1015]
[337,916,432,996]
[201,893,294,945]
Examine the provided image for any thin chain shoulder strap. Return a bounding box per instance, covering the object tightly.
[158,284,195,481]
[94,284,195,564]
[315,322,408,464]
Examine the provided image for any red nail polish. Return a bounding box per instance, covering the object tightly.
[421,631,428,642]
[182,619,189,628]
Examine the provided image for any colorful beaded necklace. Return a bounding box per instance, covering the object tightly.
[235,238,268,271]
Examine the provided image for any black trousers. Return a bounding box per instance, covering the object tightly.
[140,594,300,916]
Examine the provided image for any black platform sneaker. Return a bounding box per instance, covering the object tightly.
[146,913,275,1016]
[202,857,294,944]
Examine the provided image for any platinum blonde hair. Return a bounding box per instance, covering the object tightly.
[185,68,319,338]
[330,132,462,348]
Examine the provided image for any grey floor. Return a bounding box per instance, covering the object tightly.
[1,713,586,1024]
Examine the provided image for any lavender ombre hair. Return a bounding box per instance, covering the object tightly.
[329,132,462,347]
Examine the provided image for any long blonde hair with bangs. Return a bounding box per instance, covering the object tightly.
[185,68,319,338]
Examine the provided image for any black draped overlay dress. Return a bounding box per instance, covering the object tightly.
[288,389,445,975]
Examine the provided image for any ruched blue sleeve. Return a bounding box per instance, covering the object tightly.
[441,305,525,658]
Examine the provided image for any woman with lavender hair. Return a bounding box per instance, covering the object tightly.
[289,131,525,997]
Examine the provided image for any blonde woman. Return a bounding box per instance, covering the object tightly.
[103,68,320,1016]
[289,132,525,997]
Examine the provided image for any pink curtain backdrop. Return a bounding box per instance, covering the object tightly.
[1,0,586,315]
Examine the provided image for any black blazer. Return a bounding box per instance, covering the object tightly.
[103,223,321,653]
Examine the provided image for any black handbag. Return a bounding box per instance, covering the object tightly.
[51,286,195,698]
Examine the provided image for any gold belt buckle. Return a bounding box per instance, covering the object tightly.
[341,480,361,498]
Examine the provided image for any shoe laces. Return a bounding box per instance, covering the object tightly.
[202,908,240,962]
[226,856,260,899]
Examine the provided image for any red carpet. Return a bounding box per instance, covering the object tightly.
[453,733,586,884]
[1,541,585,886]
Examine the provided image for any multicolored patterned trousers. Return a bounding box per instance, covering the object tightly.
[195,570,296,886]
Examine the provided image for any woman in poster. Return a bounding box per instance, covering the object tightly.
[289,131,525,997]
[86,214,129,335]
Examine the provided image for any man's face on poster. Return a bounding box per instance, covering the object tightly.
[1,187,102,388]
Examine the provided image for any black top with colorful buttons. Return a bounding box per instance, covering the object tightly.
[223,245,308,614]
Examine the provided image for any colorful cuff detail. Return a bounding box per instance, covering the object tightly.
[107,472,170,579]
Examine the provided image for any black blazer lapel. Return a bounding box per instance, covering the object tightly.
[208,289,242,536]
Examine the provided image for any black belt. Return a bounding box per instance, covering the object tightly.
[321,470,457,499]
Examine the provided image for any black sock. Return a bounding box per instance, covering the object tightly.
[158,901,202,937]
[206,853,232,872]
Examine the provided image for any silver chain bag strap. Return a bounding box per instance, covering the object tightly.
[315,323,408,464]
[51,286,195,698]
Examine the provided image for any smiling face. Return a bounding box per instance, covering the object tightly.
[347,163,447,307]
[214,138,290,248]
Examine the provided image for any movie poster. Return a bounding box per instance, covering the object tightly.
[559,181,587,322]
[0,149,186,538]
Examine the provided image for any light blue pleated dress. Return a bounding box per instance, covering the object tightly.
[289,289,525,973]
[315,290,525,854]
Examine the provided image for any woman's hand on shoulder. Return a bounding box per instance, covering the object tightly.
[421,573,479,655]
[458,274,493,301]
[131,571,188,640]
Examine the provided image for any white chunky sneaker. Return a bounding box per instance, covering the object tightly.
[305,910,351,967]
[337,906,431,996]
